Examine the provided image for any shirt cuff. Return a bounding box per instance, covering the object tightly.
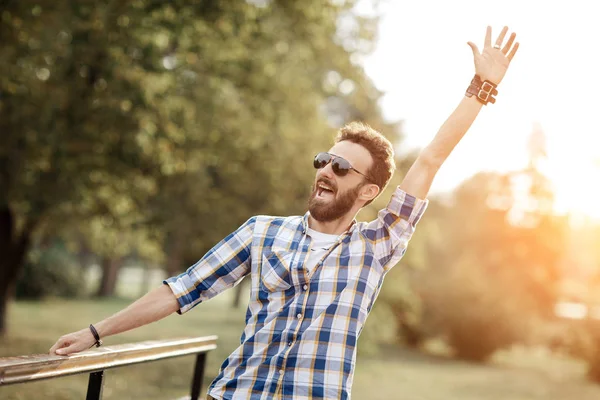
[163,276,202,315]
[387,186,428,227]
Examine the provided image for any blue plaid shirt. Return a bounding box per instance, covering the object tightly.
[164,187,427,399]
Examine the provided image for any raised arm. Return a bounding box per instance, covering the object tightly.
[400,26,519,199]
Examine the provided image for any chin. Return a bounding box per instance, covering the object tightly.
[309,211,332,222]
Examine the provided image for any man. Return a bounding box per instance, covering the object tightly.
[50,26,519,399]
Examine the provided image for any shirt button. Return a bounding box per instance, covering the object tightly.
[288,341,293,346]
[303,285,308,290]
[297,313,302,319]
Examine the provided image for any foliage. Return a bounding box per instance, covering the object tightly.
[424,252,532,361]
[373,165,569,360]
[0,0,390,257]
[15,243,85,299]
[420,170,567,360]
[0,0,394,329]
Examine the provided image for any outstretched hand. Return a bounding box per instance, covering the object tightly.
[467,26,519,85]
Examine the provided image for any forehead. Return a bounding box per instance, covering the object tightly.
[328,140,373,172]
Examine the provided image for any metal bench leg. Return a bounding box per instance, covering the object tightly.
[86,371,104,400]
[190,353,206,400]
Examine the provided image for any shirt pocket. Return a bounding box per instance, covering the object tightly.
[260,250,293,292]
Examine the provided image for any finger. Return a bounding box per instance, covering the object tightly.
[507,42,520,62]
[49,339,65,355]
[502,32,516,55]
[495,26,509,48]
[484,26,492,48]
[56,344,77,356]
[467,41,480,58]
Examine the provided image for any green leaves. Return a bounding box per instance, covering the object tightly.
[1,0,390,270]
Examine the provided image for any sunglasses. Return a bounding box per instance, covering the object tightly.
[313,152,372,181]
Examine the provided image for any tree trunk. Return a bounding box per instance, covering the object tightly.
[96,257,122,297]
[0,206,32,336]
[0,281,12,336]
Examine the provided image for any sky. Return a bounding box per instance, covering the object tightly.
[361,0,600,218]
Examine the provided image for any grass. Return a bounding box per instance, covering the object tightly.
[2,292,600,399]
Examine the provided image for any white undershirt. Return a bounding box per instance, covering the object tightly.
[304,227,339,275]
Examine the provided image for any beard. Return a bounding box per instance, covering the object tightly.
[308,178,362,222]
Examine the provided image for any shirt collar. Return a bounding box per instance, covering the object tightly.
[301,211,357,235]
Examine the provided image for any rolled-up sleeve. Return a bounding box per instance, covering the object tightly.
[163,217,256,314]
[361,187,428,269]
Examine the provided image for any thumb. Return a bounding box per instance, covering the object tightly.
[56,344,78,356]
[467,41,480,58]
[55,347,68,355]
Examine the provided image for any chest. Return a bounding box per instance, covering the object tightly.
[249,231,385,319]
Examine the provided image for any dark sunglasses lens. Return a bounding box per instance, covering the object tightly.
[331,159,351,176]
[313,153,331,169]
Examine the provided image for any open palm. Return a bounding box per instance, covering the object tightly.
[467,26,519,85]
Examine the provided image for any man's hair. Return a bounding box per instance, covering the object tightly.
[335,121,396,204]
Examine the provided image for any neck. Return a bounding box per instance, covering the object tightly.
[308,212,356,235]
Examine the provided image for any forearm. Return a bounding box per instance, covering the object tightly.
[94,284,180,338]
[423,95,483,165]
[399,25,519,201]
[399,95,483,199]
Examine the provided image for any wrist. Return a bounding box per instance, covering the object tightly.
[476,74,500,87]
[464,94,485,107]
[89,324,103,347]
[465,74,498,105]
[93,321,106,337]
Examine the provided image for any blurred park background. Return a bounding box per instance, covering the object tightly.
[2,0,600,399]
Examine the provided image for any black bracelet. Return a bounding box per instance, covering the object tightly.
[89,324,103,348]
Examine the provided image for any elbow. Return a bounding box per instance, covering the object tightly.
[416,151,443,173]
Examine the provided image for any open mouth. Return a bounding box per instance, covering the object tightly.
[316,182,335,199]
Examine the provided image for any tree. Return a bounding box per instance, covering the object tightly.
[0,0,390,332]
[372,125,569,359]
[0,1,158,332]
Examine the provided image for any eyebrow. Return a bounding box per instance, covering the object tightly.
[328,152,363,171]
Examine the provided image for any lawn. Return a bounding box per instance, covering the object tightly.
[2,293,600,400]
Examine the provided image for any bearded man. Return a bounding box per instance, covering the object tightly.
[50,26,519,400]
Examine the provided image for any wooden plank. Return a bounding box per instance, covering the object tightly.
[0,336,218,385]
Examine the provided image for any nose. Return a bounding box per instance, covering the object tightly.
[317,161,335,181]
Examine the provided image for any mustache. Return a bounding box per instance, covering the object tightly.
[315,178,337,192]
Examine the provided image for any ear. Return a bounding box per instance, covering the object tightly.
[359,183,380,203]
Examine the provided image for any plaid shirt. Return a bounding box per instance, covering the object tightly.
[165,187,427,400]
